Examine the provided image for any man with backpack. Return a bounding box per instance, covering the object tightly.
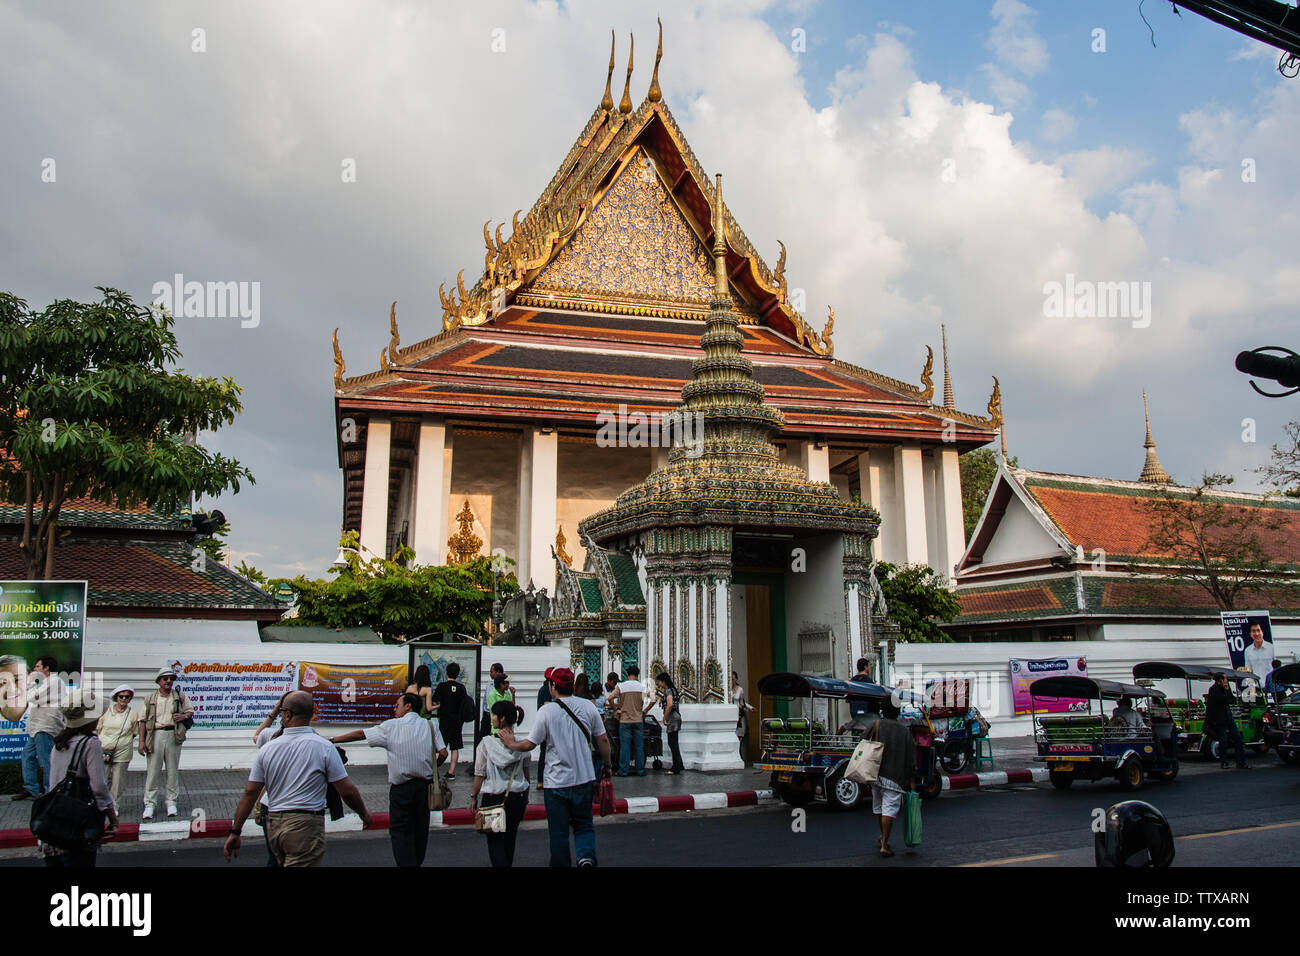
[431,662,475,780]
[137,666,194,820]
[499,667,610,867]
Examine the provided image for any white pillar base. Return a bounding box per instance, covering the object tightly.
[678,703,744,771]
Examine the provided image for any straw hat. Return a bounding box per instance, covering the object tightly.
[111,684,135,701]
[154,666,177,684]
[60,688,102,730]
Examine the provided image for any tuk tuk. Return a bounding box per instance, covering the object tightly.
[1263,662,1300,764]
[1030,675,1178,791]
[755,672,943,810]
[1131,662,1268,759]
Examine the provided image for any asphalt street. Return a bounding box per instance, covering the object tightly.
[4,757,1295,867]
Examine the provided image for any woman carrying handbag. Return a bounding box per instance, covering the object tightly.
[469,701,531,867]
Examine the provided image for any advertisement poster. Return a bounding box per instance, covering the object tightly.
[1221,610,1274,677]
[1010,656,1089,715]
[297,661,408,724]
[408,643,482,713]
[173,660,298,729]
[0,580,88,763]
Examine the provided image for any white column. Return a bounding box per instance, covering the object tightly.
[526,427,558,595]
[799,441,830,483]
[846,583,863,670]
[935,447,966,582]
[893,445,929,566]
[516,432,533,585]
[411,418,448,566]
[857,451,884,560]
[359,415,391,559]
[923,453,941,570]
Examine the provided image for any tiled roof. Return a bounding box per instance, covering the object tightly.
[578,575,604,613]
[0,494,182,532]
[0,536,283,617]
[1016,470,1300,565]
[606,552,645,606]
[955,576,1075,624]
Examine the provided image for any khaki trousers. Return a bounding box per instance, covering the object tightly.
[266,812,326,867]
[144,733,182,808]
[108,759,132,807]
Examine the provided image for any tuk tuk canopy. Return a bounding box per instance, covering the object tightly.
[1030,675,1165,702]
[1132,662,1260,685]
[757,672,892,700]
[1270,662,1300,687]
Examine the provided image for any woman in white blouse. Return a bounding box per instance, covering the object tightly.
[469,701,531,867]
[95,685,139,807]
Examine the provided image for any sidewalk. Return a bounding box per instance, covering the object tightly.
[0,736,1044,832]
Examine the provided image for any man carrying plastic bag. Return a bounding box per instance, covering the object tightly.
[869,698,915,858]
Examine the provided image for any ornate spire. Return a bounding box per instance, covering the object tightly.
[941,323,955,410]
[601,30,615,111]
[918,346,935,402]
[387,301,400,361]
[1139,391,1172,484]
[618,33,634,114]
[648,18,663,103]
[332,328,345,388]
[556,525,573,568]
[447,500,484,564]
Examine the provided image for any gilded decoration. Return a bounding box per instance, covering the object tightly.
[987,375,1004,429]
[447,500,483,564]
[676,659,697,701]
[703,657,724,702]
[531,148,715,307]
[556,525,573,568]
[332,328,345,389]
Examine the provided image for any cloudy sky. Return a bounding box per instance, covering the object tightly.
[2,0,1297,577]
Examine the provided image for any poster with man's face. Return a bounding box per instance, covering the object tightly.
[1221,610,1274,675]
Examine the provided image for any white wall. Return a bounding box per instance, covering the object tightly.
[783,533,845,674]
[894,624,1300,737]
[80,617,565,769]
[978,493,1062,565]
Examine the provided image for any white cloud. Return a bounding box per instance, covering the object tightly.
[980,63,1030,108]
[1040,107,1076,141]
[1056,146,1151,197]
[986,0,1048,75]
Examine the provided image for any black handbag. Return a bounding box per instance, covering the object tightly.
[30,738,106,851]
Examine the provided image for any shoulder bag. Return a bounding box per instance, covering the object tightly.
[845,723,884,786]
[556,700,616,816]
[473,755,521,834]
[427,719,452,811]
[173,691,193,744]
[30,737,106,851]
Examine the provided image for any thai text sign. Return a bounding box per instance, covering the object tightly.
[1010,656,1089,715]
[0,581,88,763]
[173,660,298,728]
[297,661,408,724]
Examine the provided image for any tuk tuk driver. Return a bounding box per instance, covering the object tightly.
[1110,696,1145,733]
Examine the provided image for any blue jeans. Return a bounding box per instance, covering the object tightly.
[22,732,55,795]
[542,783,596,867]
[619,722,644,774]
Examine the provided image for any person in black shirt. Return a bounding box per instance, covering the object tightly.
[432,662,468,780]
[1204,673,1249,769]
[847,658,880,737]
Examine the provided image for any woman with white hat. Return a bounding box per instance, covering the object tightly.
[41,688,118,867]
[96,685,139,806]
[137,666,194,820]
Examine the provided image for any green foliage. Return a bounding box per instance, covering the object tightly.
[270,532,516,643]
[194,520,230,563]
[1260,421,1300,497]
[1138,472,1294,612]
[0,288,253,578]
[959,448,1018,539]
[875,561,961,643]
[235,559,268,589]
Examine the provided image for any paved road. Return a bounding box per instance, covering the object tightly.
[4,758,1295,867]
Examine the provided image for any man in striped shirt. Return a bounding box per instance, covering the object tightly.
[332,692,448,867]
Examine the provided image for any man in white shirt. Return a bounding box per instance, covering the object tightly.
[13,656,64,800]
[500,667,610,867]
[1110,697,1145,733]
[1243,623,1274,684]
[224,691,372,867]
[331,692,447,867]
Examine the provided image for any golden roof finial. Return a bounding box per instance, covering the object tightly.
[648,17,663,103]
[601,30,615,111]
[918,345,935,402]
[447,500,484,564]
[332,328,345,388]
[388,301,400,361]
[941,323,955,410]
[712,172,727,296]
[1139,390,1172,484]
[556,525,573,568]
[379,347,390,373]
[987,375,1003,430]
[822,305,835,355]
[619,33,634,114]
[773,240,787,295]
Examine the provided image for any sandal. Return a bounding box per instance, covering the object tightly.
[879,847,894,858]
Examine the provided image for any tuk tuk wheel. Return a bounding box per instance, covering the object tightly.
[918,773,943,802]
[1206,739,1222,762]
[1049,770,1073,790]
[1153,760,1179,783]
[776,785,814,808]
[1117,758,1144,791]
[826,769,864,811]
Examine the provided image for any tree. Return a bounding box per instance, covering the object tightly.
[1260,420,1300,498]
[0,288,252,578]
[960,448,1018,539]
[1137,472,1295,611]
[271,531,514,642]
[874,561,961,643]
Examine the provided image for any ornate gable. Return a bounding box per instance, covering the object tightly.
[531,147,715,313]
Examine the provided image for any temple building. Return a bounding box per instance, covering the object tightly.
[332,28,1004,760]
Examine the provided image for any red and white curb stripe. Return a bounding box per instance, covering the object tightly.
[943,767,1049,790]
[0,771,1047,849]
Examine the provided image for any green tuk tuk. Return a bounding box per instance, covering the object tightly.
[1264,662,1300,764]
[1131,662,1267,759]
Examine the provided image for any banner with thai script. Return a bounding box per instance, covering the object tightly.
[0,581,88,763]
[1221,610,1273,677]
[1010,656,1089,715]
[173,660,299,729]
[297,661,408,724]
